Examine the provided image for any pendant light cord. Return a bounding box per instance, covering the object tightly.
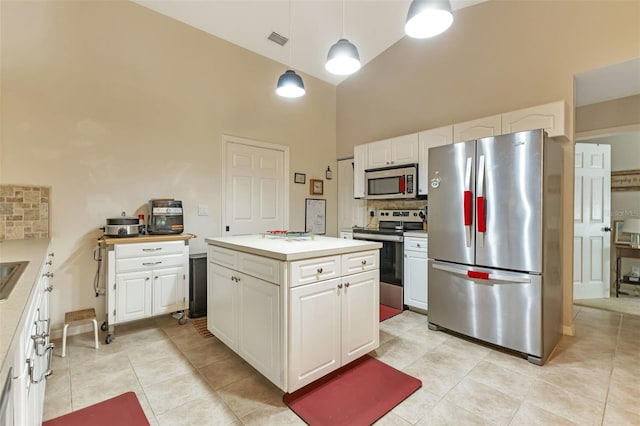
[341,0,345,38]
[288,0,292,67]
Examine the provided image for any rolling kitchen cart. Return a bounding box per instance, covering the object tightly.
[98,234,195,343]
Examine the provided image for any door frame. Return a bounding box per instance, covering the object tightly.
[221,134,290,235]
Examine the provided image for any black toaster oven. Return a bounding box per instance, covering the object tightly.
[148,199,184,234]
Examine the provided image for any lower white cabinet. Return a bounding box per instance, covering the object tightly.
[404,237,428,310]
[208,264,281,385]
[289,270,378,390]
[207,243,379,393]
[103,238,190,342]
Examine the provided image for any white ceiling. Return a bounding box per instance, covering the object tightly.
[134,0,485,85]
[575,57,640,106]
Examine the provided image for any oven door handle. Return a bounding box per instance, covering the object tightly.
[353,233,403,242]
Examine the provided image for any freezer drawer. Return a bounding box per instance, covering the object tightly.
[428,260,543,360]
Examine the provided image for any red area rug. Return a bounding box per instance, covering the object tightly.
[283,355,422,426]
[380,304,403,322]
[44,392,149,426]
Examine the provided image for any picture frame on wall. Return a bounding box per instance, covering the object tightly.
[611,169,640,192]
[294,173,306,184]
[305,198,326,235]
[310,179,324,195]
[613,219,631,245]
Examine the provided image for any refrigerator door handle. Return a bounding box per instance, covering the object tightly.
[432,262,532,284]
[476,155,486,236]
[464,157,473,247]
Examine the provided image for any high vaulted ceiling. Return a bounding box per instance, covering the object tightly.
[134,0,485,85]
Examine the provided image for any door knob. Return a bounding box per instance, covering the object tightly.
[604,227,612,232]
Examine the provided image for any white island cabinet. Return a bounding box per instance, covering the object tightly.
[205,235,382,393]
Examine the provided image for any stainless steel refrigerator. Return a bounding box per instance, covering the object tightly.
[427,129,562,365]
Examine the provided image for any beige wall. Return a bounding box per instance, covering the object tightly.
[576,95,640,134]
[1,1,336,331]
[336,0,640,334]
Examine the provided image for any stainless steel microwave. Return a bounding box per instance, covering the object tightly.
[364,164,422,200]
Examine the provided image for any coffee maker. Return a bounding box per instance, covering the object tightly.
[147,199,184,234]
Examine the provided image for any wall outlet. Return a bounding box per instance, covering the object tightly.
[198,204,209,216]
[369,210,375,217]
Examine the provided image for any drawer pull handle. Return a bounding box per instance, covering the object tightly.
[142,248,162,252]
[46,260,53,265]
[337,283,343,289]
[43,272,54,278]
[142,261,162,266]
[345,282,350,288]
[361,260,367,265]
[317,268,323,273]
[417,243,421,247]
[45,285,53,292]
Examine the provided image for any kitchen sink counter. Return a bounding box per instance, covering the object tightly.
[205,234,382,261]
[0,238,51,369]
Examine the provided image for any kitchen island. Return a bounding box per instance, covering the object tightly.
[205,234,382,392]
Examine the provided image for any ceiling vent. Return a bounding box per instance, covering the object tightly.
[268,31,289,46]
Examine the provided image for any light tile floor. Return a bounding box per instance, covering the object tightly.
[43,306,640,425]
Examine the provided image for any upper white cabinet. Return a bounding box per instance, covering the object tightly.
[367,133,419,169]
[353,144,367,198]
[418,125,453,195]
[453,114,502,143]
[501,101,569,138]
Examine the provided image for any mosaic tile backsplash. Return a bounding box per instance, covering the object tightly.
[0,185,50,240]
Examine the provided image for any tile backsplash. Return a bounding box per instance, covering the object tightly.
[0,185,50,240]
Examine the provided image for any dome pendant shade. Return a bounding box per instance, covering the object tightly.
[276,69,306,98]
[325,38,361,75]
[405,0,453,39]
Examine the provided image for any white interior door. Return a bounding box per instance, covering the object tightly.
[574,143,611,299]
[224,136,288,235]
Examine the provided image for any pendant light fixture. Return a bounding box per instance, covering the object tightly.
[276,0,305,98]
[325,0,361,75]
[405,0,454,39]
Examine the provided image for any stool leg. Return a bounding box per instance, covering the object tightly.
[92,319,99,349]
[62,324,69,357]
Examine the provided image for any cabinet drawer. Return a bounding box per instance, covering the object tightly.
[116,240,185,259]
[404,237,428,252]
[116,253,185,273]
[238,252,282,285]
[208,245,238,269]
[290,256,341,287]
[341,250,379,275]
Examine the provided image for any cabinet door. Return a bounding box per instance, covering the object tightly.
[501,101,568,138]
[353,144,367,198]
[390,133,419,165]
[116,270,152,323]
[367,139,392,169]
[237,273,281,387]
[289,278,341,392]
[208,264,238,350]
[341,270,379,364]
[453,114,502,142]
[152,266,185,315]
[403,249,428,310]
[418,126,453,195]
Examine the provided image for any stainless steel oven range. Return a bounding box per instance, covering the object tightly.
[353,209,424,310]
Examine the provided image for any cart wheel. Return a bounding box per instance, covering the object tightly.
[178,316,187,325]
[100,321,108,332]
[105,334,113,344]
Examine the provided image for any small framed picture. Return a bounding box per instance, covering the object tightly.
[613,219,631,245]
[294,173,306,184]
[310,179,323,195]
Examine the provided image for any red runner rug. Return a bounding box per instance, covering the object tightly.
[283,355,421,426]
[44,392,149,426]
[380,304,403,322]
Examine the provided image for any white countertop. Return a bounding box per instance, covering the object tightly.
[404,230,428,238]
[205,235,382,261]
[0,239,51,369]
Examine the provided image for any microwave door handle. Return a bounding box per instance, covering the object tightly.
[400,175,406,194]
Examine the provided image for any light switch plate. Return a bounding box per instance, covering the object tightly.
[198,204,209,216]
